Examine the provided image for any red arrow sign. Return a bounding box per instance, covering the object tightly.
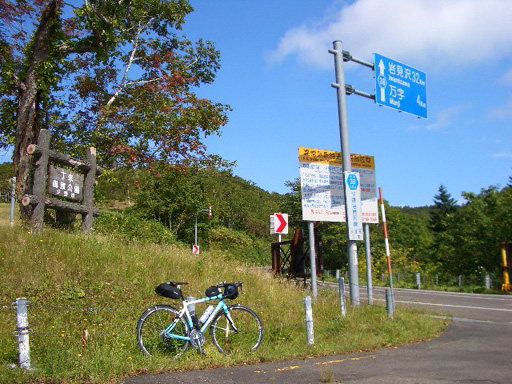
[275,214,288,233]
[192,245,200,255]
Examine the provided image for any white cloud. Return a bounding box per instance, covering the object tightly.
[492,152,512,159]
[268,0,512,71]
[498,68,512,86]
[489,98,512,119]
[425,104,470,130]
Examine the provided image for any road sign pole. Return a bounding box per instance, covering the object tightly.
[308,221,318,299]
[364,223,374,305]
[194,208,210,252]
[194,214,198,246]
[329,40,360,307]
[379,188,395,310]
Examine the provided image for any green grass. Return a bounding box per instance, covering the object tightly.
[0,204,448,383]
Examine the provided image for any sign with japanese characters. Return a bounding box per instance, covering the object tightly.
[344,172,363,240]
[374,53,427,119]
[299,147,378,223]
[48,165,84,202]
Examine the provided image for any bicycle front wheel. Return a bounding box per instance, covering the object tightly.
[137,305,190,358]
[210,305,263,355]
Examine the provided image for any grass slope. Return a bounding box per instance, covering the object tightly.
[0,205,447,383]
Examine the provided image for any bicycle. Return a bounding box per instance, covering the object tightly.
[137,281,264,358]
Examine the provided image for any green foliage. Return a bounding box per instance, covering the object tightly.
[95,209,175,244]
[95,168,139,205]
[429,184,458,233]
[436,185,512,275]
[200,168,281,238]
[114,165,280,246]
[131,165,206,241]
[0,162,14,192]
[207,226,268,265]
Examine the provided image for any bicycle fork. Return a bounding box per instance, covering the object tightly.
[225,310,239,334]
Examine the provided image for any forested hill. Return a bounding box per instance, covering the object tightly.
[95,168,512,278]
[2,162,511,278]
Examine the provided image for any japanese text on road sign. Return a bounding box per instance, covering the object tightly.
[299,147,379,223]
[374,53,427,119]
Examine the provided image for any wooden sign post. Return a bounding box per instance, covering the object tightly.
[22,129,101,234]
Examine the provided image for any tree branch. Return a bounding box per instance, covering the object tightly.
[125,76,165,87]
[105,17,155,108]
[105,25,142,108]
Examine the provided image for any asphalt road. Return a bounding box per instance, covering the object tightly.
[345,283,512,324]
[124,287,512,384]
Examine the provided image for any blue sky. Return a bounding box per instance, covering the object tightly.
[184,0,512,207]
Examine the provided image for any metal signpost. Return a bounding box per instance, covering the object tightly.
[329,40,361,307]
[374,53,427,118]
[329,41,427,308]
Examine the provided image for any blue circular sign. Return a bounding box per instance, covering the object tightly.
[347,174,359,190]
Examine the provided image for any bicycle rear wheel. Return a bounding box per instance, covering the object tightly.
[137,305,189,358]
[210,305,263,355]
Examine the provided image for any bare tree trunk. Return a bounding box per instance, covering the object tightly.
[14,1,59,223]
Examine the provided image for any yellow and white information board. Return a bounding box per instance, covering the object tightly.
[299,147,379,223]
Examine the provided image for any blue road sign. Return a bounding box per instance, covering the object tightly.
[374,53,427,119]
[346,173,359,191]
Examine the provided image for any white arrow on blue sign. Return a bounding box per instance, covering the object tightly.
[374,53,427,119]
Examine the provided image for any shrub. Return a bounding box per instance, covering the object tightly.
[95,210,175,244]
[207,226,269,265]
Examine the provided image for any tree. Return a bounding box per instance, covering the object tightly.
[438,186,512,275]
[0,0,230,222]
[132,165,205,240]
[428,184,458,265]
[429,184,458,233]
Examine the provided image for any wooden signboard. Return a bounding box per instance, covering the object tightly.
[48,165,84,202]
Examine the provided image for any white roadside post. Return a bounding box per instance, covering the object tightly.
[15,297,31,370]
[304,296,314,345]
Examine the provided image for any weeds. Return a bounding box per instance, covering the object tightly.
[0,217,447,383]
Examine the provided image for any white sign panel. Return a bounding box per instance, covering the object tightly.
[344,172,363,241]
[299,148,379,223]
[270,213,289,235]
